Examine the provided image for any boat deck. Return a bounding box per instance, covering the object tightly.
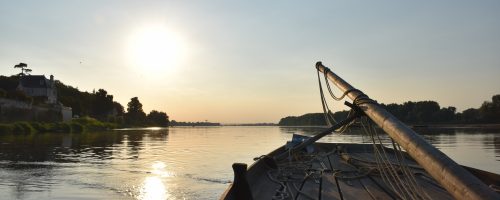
[222,143,500,200]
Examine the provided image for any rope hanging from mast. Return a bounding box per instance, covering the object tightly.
[315,61,500,200]
[316,65,432,200]
[316,67,364,133]
[317,69,337,126]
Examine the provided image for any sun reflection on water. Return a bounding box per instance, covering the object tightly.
[138,161,171,200]
[139,176,167,200]
[152,161,172,177]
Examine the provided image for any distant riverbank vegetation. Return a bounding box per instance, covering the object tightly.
[56,81,170,128]
[170,120,221,126]
[0,117,115,134]
[0,75,171,133]
[279,94,500,126]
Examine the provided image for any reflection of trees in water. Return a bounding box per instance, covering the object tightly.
[0,134,60,162]
[496,136,500,161]
[0,129,169,163]
[146,129,169,141]
[0,134,58,199]
[482,134,500,161]
[414,128,456,135]
[0,129,170,199]
[124,131,144,159]
[4,165,56,200]
[120,129,169,158]
[65,131,127,161]
[408,128,457,147]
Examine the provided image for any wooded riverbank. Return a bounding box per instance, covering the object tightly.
[0,117,116,134]
[279,94,500,126]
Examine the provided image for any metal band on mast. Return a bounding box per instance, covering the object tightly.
[316,62,499,200]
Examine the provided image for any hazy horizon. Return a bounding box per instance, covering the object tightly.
[1,1,499,123]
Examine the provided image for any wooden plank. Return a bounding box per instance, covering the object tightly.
[297,159,323,200]
[296,177,320,200]
[348,152,420,169]
[413,173,454,200]
[320,173,342,200]
[246,160,282,199]
[358,177,395,200]
[327,153,375,200]
[349,151,453,199]
[367,175,407,199]
[318,152,342,200]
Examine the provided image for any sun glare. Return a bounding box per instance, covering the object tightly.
[127,25,184,75]
[139,176,168,200]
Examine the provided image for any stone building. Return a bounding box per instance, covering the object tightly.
[17,75,57,104]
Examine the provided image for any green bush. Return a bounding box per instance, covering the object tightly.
[72,116,115,131]
[30,122,48,132]
[0,88,6,98]
[12,122,35,134]
[0,124,14,134]
[72,116,100,125]
[70,122,85,133]
[51,122,72,133]
[0,116,117,135]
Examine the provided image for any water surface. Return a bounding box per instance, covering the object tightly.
[0,126,499,199]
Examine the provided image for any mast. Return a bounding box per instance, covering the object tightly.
[316,62,499,200]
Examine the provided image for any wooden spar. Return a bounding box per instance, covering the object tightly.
[315,62,499,200]
[274,108,361,160]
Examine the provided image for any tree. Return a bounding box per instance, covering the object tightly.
[459,108,480,123]
[0,75,20,91]
[479,95,500,123]
[55,80,93,117]
[124,97,146,126]
[92,89,114,119]
[113,101,124,116]
[146,110,169,127]
[432,106,456,123]
[14,63,31,76]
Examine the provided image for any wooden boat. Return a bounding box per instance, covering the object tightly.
[221,62,500,200]
[221,143,500,200]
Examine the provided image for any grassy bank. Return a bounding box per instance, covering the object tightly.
[0,117,117,134]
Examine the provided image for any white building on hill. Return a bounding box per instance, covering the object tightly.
[17,75,57,104]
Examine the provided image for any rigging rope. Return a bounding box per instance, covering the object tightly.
[315,67,431,200]
[317,69,337,126]
[263,67,441,200]
[360,117,431,200]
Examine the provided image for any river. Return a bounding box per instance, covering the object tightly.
[0,126,499,199]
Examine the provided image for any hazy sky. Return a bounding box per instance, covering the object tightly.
[1,1,499,123]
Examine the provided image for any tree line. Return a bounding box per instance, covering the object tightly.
[0,75,169,127]
[278,94,500,126]
[169,120,221,126]
[56,81,170,127]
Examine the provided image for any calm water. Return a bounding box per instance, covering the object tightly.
[0,126,499,200]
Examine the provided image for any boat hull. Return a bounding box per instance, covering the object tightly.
[221,143,500,200]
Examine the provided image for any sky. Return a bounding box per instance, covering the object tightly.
[1,1,499,123]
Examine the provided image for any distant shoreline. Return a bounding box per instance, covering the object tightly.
[411,124,500,129]
[276,124,500,129]
[171,123,500,129]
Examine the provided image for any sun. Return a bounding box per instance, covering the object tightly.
[127,25,184,74]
